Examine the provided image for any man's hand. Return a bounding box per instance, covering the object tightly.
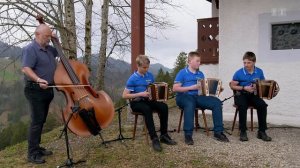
[244,85,255,93]
[189,84,201,91]
[138,91,150,98]
[51,32,57,38]
[38,78,49,89]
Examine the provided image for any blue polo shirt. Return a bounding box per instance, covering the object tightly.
[174,67,205,95]
[125,71,154,93]
[232,66,265,86]
[22,39,58,84]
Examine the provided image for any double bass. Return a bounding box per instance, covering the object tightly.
[36,16,115,137]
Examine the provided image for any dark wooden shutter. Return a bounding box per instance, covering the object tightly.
[197,17,219,64]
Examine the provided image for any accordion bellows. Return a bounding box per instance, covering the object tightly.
[255,80,280,100]
[147,82,168,102]
[197,78,222,97]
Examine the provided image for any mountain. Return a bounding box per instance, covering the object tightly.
[0,41,172,102]
[87,55,172,101]
[0,40,171,75]
[149,63,171,74]
[105,58,171,75]
[0,41,22,59]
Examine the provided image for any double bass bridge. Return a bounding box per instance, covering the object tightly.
[76,94,91,104]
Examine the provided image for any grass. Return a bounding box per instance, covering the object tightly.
[0,106,230,168]
[0,70,19,81]
[0,58,21,83]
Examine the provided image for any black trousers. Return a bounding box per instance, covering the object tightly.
[234,93,268,132]
[24,82,54,156]
[130,100,169,140]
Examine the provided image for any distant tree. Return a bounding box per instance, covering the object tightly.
[42,113,61,133]
[172,52,187,80]
[0,125,12,150]
[0,113,60,150]
[155,68,174,97]
[10,121,28,145]
[7,81,28,123]
[164,71,173,87]
[0,121,28,150]
[114,98,127,109]
[155,68,165,82]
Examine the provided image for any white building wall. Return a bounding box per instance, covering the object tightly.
[200,64,219,79]
[218,0,300,126]
[211,0,219,17]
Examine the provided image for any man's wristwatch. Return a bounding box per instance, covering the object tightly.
[242,86,244,90]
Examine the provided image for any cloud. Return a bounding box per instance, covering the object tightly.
[144,0,212,68]
[86,0,212,69]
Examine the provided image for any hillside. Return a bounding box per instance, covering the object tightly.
[0,106,228,168]
[0,42,173,141]
[0,40,172,104]
[0,41,22,59]
[1,105,300,167]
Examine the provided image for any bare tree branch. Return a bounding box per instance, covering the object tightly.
[0,0,180,96]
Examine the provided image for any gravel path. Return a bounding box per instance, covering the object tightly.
[162,107,300,168]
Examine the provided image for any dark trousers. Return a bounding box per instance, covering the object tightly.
[24,83,54,156]
[234,93,268,132]
[130,100,168,140]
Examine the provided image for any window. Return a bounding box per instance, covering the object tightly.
[271,22,300,50]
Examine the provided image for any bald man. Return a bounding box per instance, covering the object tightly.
[22,24,58,164]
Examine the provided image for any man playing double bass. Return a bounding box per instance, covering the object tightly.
[22,23,57,164]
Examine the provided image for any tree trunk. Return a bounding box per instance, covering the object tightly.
[64,0,77,59]
[84,0,93,69]
[96,0,109,90]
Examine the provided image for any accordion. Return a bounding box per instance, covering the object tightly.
[147,82,168,102]
[197,78,222,97]
[255,80,280,100]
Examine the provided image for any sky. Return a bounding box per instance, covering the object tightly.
[0,1,211,69]
[127,0,212,69]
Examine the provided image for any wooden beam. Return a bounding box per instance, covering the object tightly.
[131,0,145,72]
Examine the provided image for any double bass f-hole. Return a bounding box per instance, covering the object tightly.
[36,15,115,137]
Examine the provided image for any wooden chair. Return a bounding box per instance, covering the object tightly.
[229,83,257,133]
[131,110,160,144]
[131,111,149,144]
[231,105,256,132]
[177,108,209,136]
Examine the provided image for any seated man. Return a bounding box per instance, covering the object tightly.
[230,51,271,142]
[122,55,177,152]
[173,51,229,145]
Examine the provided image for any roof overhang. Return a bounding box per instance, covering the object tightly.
[206,0,219,9]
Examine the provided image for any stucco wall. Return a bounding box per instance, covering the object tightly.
[218,0,300,126]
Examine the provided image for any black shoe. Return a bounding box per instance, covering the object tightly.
[28,154,45,164]
[39,147,53,156]
[184,135,194,145]
[152,138,162,152]
[214,132,229,142]
[257,131,272,141]
[160,134,177,145]
[240,131,248,141]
